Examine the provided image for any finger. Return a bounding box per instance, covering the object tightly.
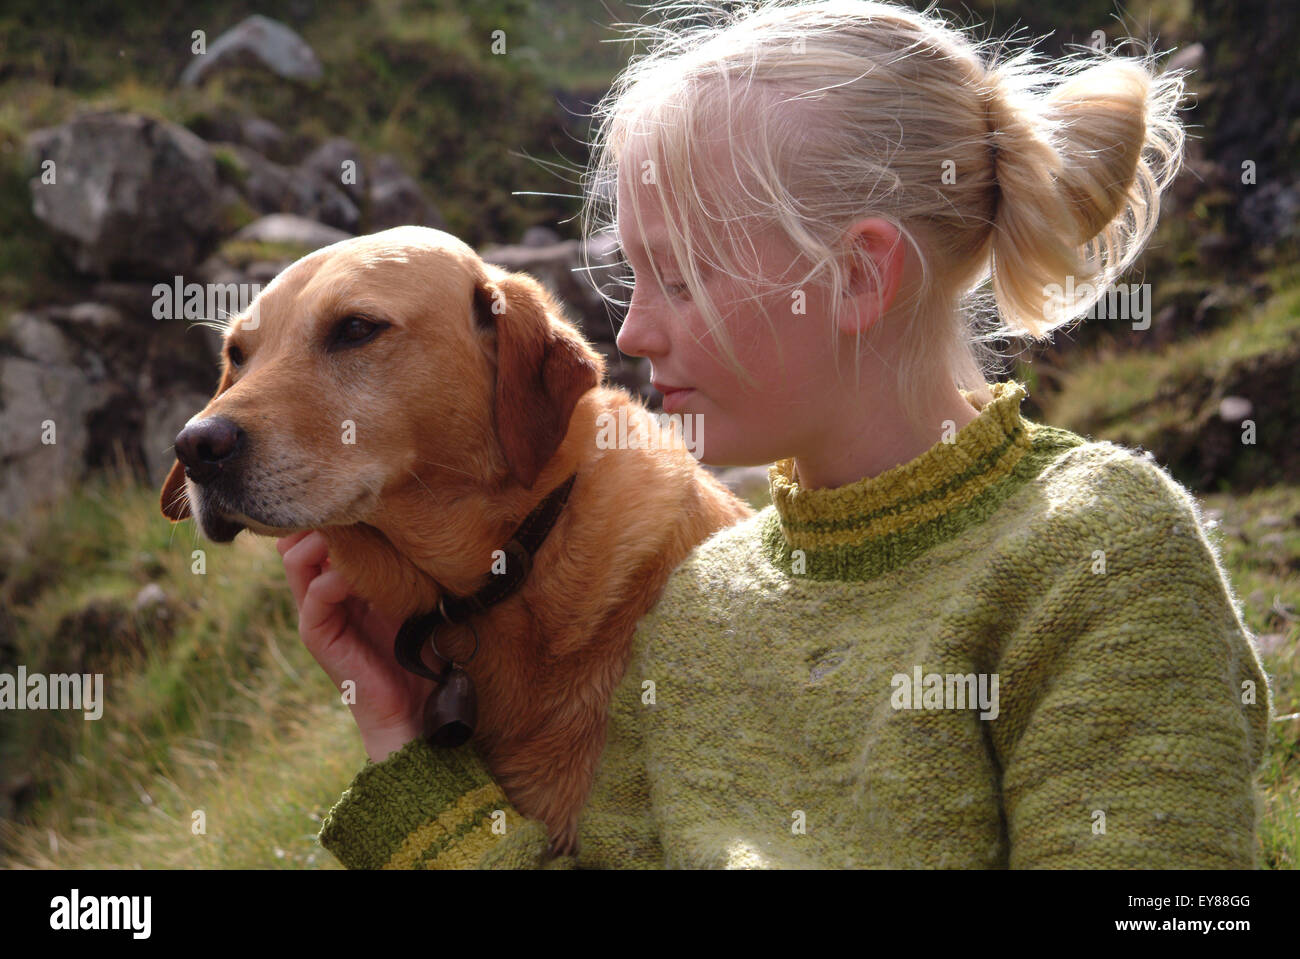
[298,569,361,678]
[276,530,311,557]
[283,532,331,609]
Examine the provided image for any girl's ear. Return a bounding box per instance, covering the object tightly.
[474,271,605,490]
[838,218,906,335]
[159,360,237,521]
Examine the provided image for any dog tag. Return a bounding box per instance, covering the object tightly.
[423,666,477,748]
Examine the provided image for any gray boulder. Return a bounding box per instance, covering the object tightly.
[188,110,289,163]
[302,137,367,207]
[179,15,323,87]
[233,213,352,250]
[26,112,221,278]
[480,233,626,345]
[367,153,447,232]
[215,142,359,232]
[0,300,224,520]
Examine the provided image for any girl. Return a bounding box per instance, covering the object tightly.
[282,0,1271,868]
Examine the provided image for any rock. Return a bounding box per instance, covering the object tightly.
[25,111,222,278]
[143,389,212,487]
[1239,180,1300,247]
[1218,395,1252,422]
[244,261,294,285]
[366,153,447,232]
[9,311,74,366]
[134,583,167,611]
[301,137,367,207]
[179,15,323,87]
[214,142,359,232]
[88,282,166,320]
[480,233,626,345]
[522,225,562,247]
[192,253,250,291]
[1165,42,1204,75]
[232,213,351,249]
[0,299,223,520]
[708,465,771,502]
[0,349,112,518]
[235,114,288,158]
[187,110,289,163]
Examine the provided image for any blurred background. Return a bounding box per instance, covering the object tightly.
[0,0,1296,868]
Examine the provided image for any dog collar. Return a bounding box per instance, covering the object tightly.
[393,472,578,747]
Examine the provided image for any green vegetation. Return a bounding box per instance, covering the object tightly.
[1042,264,1300,436]
[1197,484,1300,869]
[1034,263,1300,492]
[0,465,360,867]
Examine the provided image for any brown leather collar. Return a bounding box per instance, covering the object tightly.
[394,472,577,683]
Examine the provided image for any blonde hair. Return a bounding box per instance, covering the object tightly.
[579,0,1187,430]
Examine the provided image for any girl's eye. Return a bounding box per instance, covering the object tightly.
[663,281,690,298]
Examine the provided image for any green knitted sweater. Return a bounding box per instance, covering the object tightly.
[318,379,1272,868]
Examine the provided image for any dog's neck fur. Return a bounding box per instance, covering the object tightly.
[319,396,599,625]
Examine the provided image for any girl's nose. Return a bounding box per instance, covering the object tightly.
[616,300,670,359]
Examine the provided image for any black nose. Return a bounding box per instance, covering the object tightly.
[173,416,245,484]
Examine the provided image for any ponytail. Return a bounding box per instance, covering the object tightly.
[983,46,1187,336]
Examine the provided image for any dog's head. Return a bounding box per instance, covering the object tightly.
[159,226,604,543]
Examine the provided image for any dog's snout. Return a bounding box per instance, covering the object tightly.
[174,416,246,483]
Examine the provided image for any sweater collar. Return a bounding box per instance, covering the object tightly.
[764,380,1034,576]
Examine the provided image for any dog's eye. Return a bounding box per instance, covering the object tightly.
[228,345,244,368]
[332,315,385,350]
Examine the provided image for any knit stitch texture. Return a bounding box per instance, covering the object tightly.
[318,380,1272,868]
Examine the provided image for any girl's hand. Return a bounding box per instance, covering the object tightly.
[277,530,434,762]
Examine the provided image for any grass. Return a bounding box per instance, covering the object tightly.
[0,459,362,867]
[217,239,320,268]
[1042,262,1300,439]
[1033,261,1300,493]
[1196,483,1300,868]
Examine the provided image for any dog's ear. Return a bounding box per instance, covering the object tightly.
[160,360,237,521]
[475,271,604,490]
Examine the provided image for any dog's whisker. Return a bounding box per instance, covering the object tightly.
[406,469,440,505]
[413,458,476,480]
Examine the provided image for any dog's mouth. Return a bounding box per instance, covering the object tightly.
[188,471,379,543]
[202,510,247,543]
[188,480,273,543]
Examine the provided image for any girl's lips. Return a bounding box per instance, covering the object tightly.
[659,386,694,414]
[653,381,690,395]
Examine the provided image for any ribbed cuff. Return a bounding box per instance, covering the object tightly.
[319,736,512,869]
